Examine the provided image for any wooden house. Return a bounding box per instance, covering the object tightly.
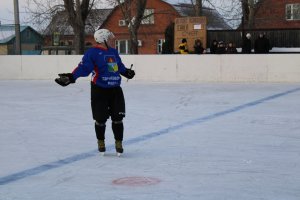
[0,25,43,55]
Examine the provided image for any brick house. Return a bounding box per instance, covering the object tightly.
[100,0,180,54]
[253,0,300,29]
[100,0,230,54]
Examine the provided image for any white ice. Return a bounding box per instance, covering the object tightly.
[1,80,300,200]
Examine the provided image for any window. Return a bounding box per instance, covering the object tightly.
[157,39,165,54]
[119,20,126,26]
[53,32,60,46]
[141,9,154,24]
[286,4,300,20]
[115,40,131,54]
[138,40,142,47]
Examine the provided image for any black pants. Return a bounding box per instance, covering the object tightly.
[91,83,125,141]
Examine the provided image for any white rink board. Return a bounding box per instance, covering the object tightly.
[0,54,300,82]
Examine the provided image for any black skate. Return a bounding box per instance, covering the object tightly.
[97,140,106,155]
[115,140,123,157]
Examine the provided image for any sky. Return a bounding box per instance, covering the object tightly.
[0,0,28,25]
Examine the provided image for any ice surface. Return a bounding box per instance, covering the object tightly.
[1,80,300,200]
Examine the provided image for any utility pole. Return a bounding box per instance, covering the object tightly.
[14,0,21,55]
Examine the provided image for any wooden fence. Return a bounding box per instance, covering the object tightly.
[207,29,300,48]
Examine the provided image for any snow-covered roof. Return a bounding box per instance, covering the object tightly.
[0,25,28,44]
[44,9,113,35]
[171,3,231,30]
[162,1,231,30]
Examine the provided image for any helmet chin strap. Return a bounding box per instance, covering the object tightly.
[104,40,110,49]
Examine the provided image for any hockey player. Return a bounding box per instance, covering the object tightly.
[55,29,135,156]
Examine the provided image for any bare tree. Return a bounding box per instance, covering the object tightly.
[208,1,239,28]
[26,0,97,54]
[189,0,203,16]
[189,0,258,29]
[184,0,240,27]
[25,0,64,31]
[178,0,203,16]
[114,0,147,54]
[241,0,256,29]
[205,0,256,29]
[64,0,95,54]
[195,0,203,16]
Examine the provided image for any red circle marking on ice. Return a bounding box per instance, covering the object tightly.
[112,176,161,186]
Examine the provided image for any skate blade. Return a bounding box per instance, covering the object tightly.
[117,153,122,157]
[100,152,105,156]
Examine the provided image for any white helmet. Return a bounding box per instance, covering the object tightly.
[94,29,115,43]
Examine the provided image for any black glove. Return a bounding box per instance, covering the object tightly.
[121,68,135,79]
[55,73,75,87]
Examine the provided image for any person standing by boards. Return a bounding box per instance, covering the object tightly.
[55,29,135,156]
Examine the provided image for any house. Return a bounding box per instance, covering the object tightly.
[100,0,181,54]
[252,0,300,29]
[0,25,43,55]
[43,9,112,55]
[100,0,230,54]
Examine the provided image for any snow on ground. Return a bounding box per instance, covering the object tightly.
[0,80,300,200]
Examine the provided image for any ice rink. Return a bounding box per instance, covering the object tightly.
[1,80,300,200]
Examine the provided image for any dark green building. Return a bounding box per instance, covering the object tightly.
[0,25,43,55]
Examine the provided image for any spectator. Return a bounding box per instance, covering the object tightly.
[193,39,205,54]
[242,33,252,53]
[226,42,238,54]
[178,38,189,54]
[254,33,271,53]
[264,33,271,52]
[210,39,218,54]
[162,40,173,54]
[216,41,226,54]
